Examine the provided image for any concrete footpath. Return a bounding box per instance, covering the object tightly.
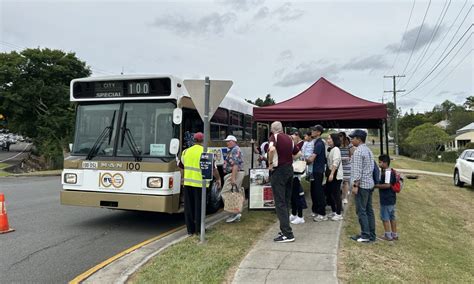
[232,209,342,284]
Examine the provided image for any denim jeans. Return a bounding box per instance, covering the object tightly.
[355,187,376,241]
[271,164,294,238]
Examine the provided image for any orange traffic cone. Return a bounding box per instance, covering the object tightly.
[0,193,15,234]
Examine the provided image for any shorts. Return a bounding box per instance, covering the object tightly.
[380,204,396,221]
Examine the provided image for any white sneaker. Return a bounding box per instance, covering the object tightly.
[289,214,297,222]
[291,216,305,224]
[313,214,328,222]
[342,198,348,205]
[226,213,241,223]
[311,212,317,217]
[331,214,343,221]
[357,237,370,243]
[328,212,336,218]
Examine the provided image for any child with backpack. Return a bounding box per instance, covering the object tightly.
[375,154,403,241]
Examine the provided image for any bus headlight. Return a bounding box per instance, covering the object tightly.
[64,173,77,184]
[147,177,163,188]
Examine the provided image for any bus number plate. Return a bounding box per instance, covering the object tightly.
[82,161,98,169]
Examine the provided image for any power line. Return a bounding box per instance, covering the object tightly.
[414,32,471,93]
[398,0,432,83]
[414,0,469,74]
[402,0,451,88]
[414,2,473,85]
[401,24,473,97]
[0,41,26,50]
[423,48,472,97]
[0,40,115,76]
[389,0,417,72]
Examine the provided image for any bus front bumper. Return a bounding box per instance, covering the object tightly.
[60,190,181,213]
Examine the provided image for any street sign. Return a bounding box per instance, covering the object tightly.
[199,153,214,180]
[183,79,233,121]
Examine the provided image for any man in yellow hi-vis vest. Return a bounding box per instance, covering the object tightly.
[179,132,221,236]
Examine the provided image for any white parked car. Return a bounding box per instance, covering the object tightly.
[454,149,474,187]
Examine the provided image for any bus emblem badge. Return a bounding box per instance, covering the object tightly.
[100,173,124,188]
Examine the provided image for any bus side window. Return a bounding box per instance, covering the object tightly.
[229,111,243,141]
[210,108,229,141]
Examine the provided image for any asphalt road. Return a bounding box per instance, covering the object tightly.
[0,142,32,164]
[0,176,185,283]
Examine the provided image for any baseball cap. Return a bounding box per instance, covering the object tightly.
[193,132,204,142]
[349,129,367,140]
[224,135,237,142]
[310,124,324,133]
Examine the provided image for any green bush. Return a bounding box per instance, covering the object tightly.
[441,151,459,163]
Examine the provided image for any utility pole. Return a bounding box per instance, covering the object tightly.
[384,75,405,156]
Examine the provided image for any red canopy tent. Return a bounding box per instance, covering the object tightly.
[253,77,389,153]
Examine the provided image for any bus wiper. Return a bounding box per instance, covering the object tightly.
[86,110,116,160]
[120,112,142,162]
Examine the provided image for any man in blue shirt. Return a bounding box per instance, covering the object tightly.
[306,125,327,221]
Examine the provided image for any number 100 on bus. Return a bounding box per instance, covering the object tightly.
[129,82,149,95]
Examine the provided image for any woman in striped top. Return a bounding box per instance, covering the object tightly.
[339,132,352,205]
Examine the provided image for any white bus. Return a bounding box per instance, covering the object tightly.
[61,75,263,213]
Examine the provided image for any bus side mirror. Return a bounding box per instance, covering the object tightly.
[169,138,180,155]
[173,108,182,125]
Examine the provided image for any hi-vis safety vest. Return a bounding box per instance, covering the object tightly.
[182,144,210,188]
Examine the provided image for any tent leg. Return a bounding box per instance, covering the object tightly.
[385,119,389,157]
[379,124,384,155]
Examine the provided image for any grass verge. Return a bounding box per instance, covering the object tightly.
[368,145,453,174]
[338,175,473,282]
[390,155,453,174]
[0,163,9,177]
[130,210,276,283]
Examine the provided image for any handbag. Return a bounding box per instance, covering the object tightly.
[325,167,337,178]
[222,185,245,214]
[292,160,306,174]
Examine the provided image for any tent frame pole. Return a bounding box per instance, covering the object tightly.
[384,119,389,157]
[379,121,384,155]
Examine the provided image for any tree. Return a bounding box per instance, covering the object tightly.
[246,93,276,106]
[464,96,474,110]
[446,110,474,135]
[398,112,428,143]
[404,123,450,160]
[0,48,91,168]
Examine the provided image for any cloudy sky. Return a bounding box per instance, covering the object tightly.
[1,0,472,113]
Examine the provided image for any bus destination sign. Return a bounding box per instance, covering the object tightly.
[72,78,172,99]
[95,81,123,98]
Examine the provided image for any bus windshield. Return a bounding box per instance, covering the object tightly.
[72,101,176,158]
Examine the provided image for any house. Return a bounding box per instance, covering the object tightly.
[450,122,474,150]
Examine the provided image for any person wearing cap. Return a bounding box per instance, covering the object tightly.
[306,124,328,221]
[268,121,300,243]
[222,135,245,223]
[349,129,376,243]
[179,132,221,236]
